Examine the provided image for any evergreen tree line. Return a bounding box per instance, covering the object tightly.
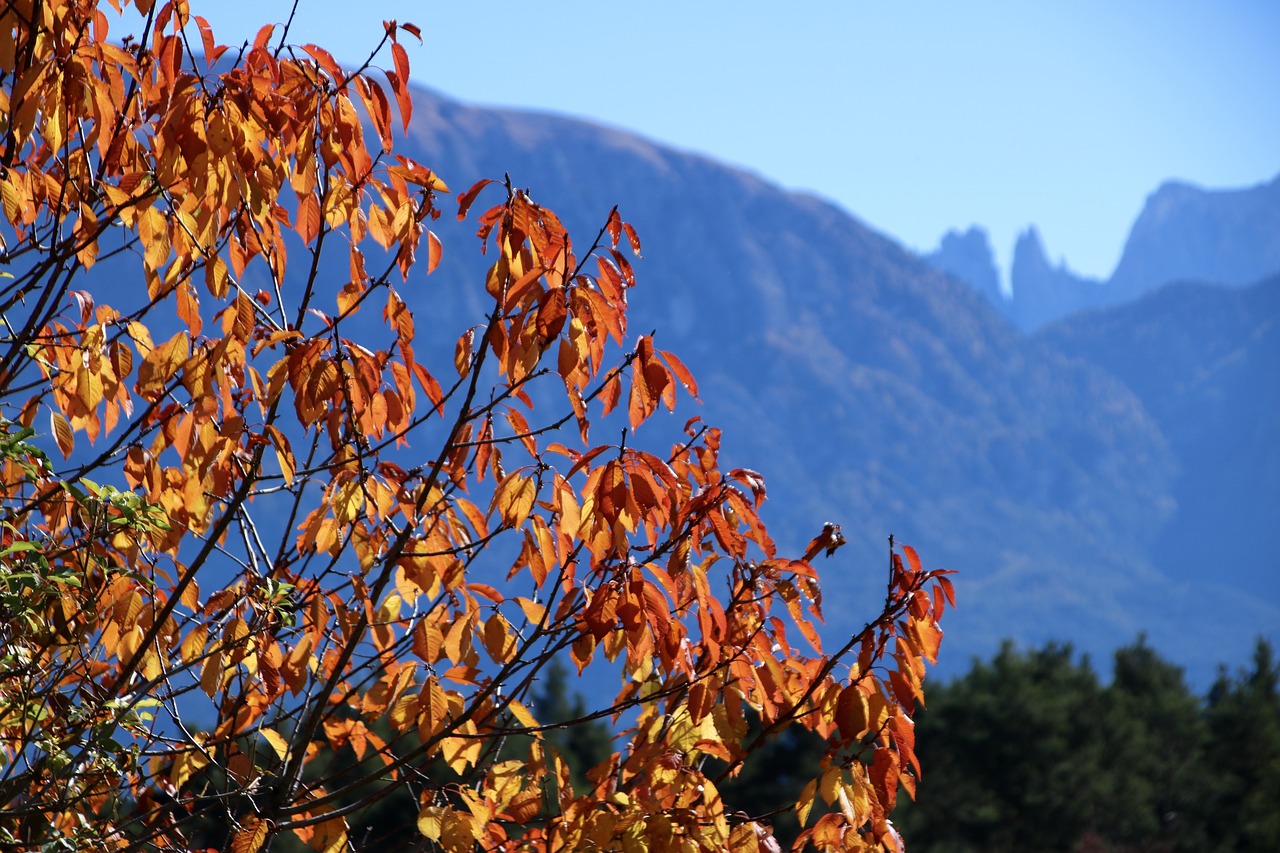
[890,636,1280,852]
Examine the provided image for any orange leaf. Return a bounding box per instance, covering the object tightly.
[482,612,516,663]
[301,43,344,83]
[836,685,870,741]
[252,23,275,50]
[354,75,393,152]
[50,411,74,458]
[391,42,410,89]
[231,816,269,853]
[454,328,473,377]
[136,331,189,401]
[296,192,321,244]
[628,355,652,431]
[266,425,295,485]
[426,229,442,274]
[622,222,642,256]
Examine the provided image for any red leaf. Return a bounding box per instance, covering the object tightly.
[457,180,494,220]
[937,574,957,608]
[903,544,923,576]
[391,42,410,89]
[193,15,218,66]
[385,69,413,132]
[622,222,642,257]
[301,43,345,84]
[659,348,699,400]
[605,208,622,247]
[252,24,275,51]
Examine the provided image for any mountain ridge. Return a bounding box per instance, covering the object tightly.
[928,173,1280,330]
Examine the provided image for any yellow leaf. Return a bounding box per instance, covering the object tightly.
[482,612,516,664]
[179,576,200,611]
[260,728,290,761]
[837,782,858,825]
[506,698,540,730]
[179,623,208,664]
[126,320,154,353]
[492,471,536,528]
[331,478,364,525]
[819,766,842,805]
[515,597,546,626]
[170,749,210,791]
[266,425,295,485]
[200,650,224,698]
[136,331,189,401]
[0,177,20,223]
[417,805,446,841]
[797,778,817,827]
[205,254,230,299]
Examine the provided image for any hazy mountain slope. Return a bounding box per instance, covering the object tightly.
[386,87,1263,678]
[1039,276,1280,607]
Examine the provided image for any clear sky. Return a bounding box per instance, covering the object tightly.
[178,1,1279,287]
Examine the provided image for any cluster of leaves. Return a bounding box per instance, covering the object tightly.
[889,637,1280,852]
[0,2,955,851]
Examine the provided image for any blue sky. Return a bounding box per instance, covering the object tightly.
[183,1,1278,288]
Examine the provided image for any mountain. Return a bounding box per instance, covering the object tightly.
[928,174,1280,330]
[379,86,1275,683]
[1108,176,1280,302]
[923,226,1004,307]
[1038,275,1280,606]
[1006,227,1105,329]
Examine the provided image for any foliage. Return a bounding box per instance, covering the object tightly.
[885,642,1106,851]
[1199,640,1280,851]
[0,2,954,852]
[890,637,1280,853]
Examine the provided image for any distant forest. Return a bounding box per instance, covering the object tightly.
[889,637,1280,852]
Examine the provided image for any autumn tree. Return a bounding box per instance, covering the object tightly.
[0,2,954,851]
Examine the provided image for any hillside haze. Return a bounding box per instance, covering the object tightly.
[379,86,1276,682]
